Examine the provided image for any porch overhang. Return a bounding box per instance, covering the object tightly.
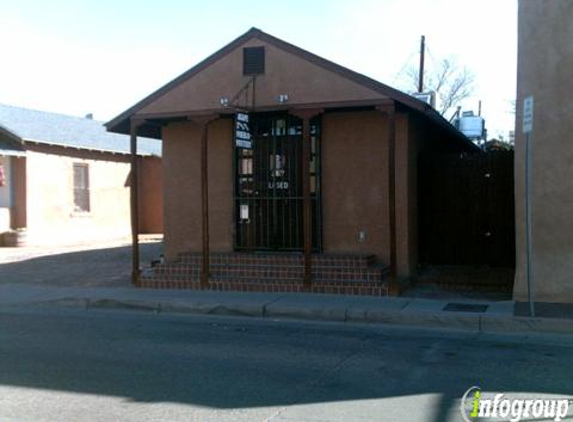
[110,97,478,153]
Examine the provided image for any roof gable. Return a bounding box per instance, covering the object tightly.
[106,28,424,132]
[136,36,386,116]
[106,28,476,152]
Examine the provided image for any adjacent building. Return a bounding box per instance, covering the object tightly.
[514,1,573,307]
[0,104,162,246]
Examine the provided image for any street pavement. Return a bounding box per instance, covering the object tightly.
[0,307,572,422]
[1,242,573,421]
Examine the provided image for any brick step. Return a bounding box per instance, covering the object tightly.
[176,252,376,268]
[139,277,387,296]
[144,273,386,284]
[153,263,388,282]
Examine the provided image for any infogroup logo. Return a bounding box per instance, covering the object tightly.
[460,386,571,422]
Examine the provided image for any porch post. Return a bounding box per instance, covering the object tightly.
[379,105,398,295]
[302,117,312,289]
[189,115,217,288]
[201,120,210,288]
[291,109,323,290]
[130,119,142,286]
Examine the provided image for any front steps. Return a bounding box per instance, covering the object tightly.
[140,252,389,296]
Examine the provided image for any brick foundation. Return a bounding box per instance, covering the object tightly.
[140,252,389,296]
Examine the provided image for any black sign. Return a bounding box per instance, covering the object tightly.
[235,112,252,149]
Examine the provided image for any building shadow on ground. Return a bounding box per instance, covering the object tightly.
[0,304,571,421]
[0,241,162,287]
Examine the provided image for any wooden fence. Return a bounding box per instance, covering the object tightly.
[418,151,515,267]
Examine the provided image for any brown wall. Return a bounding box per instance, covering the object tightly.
[162,119,233,260]
[139,156,163,234]
[396,113,418,277]
[138,38,385,116]
[514,1,573,303]
[321,111,390,261]
[322,110,420,277]
[12,156,27,229]
[162,111,422,278]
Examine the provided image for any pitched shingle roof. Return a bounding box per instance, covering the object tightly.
[0,103,161,156]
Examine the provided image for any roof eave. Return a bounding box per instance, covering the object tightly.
[22,138,159,157]
[106,27,264,135]
[0,124,24,146]
[419,107,481,152]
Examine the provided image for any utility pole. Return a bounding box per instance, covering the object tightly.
[418,35,425,93]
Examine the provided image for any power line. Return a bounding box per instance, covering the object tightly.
[391,44,419,86]
[424,42,440,70]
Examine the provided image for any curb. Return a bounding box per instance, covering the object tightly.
[33,296,573,336]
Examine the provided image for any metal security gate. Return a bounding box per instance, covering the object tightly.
[234,114,321,250]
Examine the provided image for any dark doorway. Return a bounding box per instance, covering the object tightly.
[234,114,321,251]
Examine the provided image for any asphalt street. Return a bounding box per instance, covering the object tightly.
[0,307,572,422]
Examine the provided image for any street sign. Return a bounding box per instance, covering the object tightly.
[523,96,534,134]
[235,112,252,149]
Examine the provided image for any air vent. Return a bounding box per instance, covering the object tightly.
[243,47,265,75]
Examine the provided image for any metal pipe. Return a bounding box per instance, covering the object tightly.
[130,120,141,286]
[302,117,312,289]
[387,108,398,295]
[525,132,535,317]
[200,119,211,288]
[418,35,425,93]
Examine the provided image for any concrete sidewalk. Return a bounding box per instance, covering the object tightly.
[1,284,572,335]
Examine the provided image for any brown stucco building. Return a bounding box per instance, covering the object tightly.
[108,28,476,295]
[0,104,162,246]
[514,1,573,307]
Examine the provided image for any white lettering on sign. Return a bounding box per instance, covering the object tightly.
[240,204,249,220]
[235,112,252,149]
[523,96,534,134]
[235,130,251,140]
[268,181,289,190]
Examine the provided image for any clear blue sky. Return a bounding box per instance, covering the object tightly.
[0,0,517,138]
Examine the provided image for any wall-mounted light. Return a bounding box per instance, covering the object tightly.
[220,97,229,107]
[278,94,289,104]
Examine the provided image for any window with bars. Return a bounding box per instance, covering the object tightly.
[73,163,90,213]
